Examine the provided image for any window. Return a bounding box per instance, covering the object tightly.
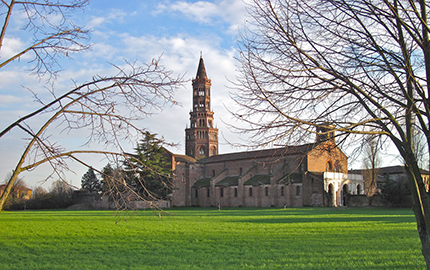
[249,187,253,197]
[281,186,285,196]
[195,189,198,198]
[239,167,243,175]
[326,161,333,172]
[220,188,224,197]
[207,188,210,197]
[234,188,238,197]
[265,187,269,196]
[212,169,216,177]
[296,186,300,196]
[300,163,305,171]
[199,146,205,155]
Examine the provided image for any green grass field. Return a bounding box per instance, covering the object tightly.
[0,207,425,269]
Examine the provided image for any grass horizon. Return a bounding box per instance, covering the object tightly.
[0,207,425,269]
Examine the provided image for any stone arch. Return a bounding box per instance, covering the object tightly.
[342,184,349,206]
[199,146,206,155]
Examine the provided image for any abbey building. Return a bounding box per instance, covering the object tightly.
[168,56,364,207]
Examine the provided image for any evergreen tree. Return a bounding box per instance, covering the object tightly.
[81,167,101,193]
[124,132,172,199]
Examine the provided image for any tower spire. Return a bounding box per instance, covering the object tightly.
[185,54,218,159]
[195,53,207,79]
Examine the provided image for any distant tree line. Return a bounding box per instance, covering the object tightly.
[4,180,73,210]
[3,132,172,210]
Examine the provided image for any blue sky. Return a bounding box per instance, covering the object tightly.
[0,0,252,188]
[0,0,403,189]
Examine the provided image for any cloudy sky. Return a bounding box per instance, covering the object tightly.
[0,0,404,189]
[0,0,253,188]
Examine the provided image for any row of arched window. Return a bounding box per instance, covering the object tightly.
[188,145,217,156]
[194,88,209,97]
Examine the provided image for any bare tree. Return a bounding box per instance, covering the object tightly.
[232,0,430,266]
[0,1,184,210]
[362,135,382,197]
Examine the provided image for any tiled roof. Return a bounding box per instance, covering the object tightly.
[349,165,430,175]
[215,176,239,187]
[174,154,197,163]
[0,184,32,191]
[277,172,303,184]
[198,144,314,164]
[192,178,211,188]
[243,175,271,186]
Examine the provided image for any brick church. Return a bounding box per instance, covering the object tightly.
[168,56,364,207]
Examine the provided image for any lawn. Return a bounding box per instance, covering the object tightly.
[0,207,425,269]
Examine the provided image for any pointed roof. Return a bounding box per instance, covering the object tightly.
[195,55,207,79]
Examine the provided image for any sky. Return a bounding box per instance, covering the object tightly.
[0,0,253,189]
[0,0,403,190]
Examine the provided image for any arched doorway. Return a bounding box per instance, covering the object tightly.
[342,184,348,206]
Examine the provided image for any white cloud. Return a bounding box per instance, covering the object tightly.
[156,0,248,33]
[0,95,23,106]
[87,9,129,29]
[0,37,30,61]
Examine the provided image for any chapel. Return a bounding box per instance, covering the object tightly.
[168,56,364,207]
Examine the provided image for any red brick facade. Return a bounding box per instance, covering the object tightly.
[171,142,348,207]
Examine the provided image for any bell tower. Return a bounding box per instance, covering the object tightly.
[185,55,218,159]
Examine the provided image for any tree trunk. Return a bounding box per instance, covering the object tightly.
[418,230,430,269]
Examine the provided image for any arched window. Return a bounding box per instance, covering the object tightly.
[265,187,269,196]
[326,161,333,172]
[249,187,253,197]
[199,146,206,155]
[296,186,300,196]
[211,146,217,156]
[234,188,238,197]
[239,167,243,175]
[281,186,285,196]
[212,169,216,177]
[220,188,224,197]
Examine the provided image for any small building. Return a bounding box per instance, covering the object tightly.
[0,185,32,200]
[350,165,430,195]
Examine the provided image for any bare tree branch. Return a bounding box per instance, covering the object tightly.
[232,0,430,266]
